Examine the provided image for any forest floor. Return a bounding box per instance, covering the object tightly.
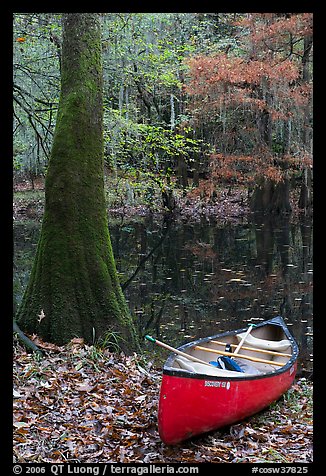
[13,336,313,464]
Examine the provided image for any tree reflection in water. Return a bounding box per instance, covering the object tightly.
[14,214,313,374]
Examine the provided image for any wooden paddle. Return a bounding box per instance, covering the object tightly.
[216,324,256,371]
[145,335,215,367]
[233,324,255,355]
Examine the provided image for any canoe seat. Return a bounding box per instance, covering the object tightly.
[174,356,252,377]
[236,332,291,352]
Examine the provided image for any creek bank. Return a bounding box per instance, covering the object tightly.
[13,178,305,226]
[13,336,312,463]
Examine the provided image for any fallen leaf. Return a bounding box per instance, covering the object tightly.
[135,395,147,403]
[75,382,95,392]
[13,421,29,428]
[37,309,45,324]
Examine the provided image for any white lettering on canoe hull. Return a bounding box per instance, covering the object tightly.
[204,381,231,390]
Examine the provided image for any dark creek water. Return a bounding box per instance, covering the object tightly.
[13,214,313,374]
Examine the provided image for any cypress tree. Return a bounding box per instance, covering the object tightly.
[16,13,139,352]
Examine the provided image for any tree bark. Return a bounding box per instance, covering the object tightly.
[250,172,291,215]
[298,34,313,214]
[298,166,313,214]
[16,14,139,352]
[176,154,189,189]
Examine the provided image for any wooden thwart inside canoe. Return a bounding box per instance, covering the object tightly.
[210,340,292,358]
[194,345,285,367]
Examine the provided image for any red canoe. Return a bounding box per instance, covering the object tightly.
[158,316,298,445]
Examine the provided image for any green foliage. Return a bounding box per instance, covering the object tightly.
[104,107,203,174]
[13,13,236,182]
[96,329,126,353]
[14,12,311,199]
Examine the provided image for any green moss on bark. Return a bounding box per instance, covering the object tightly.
[16,14,139,352]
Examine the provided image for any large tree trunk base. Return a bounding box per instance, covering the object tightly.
[250,178,292,215]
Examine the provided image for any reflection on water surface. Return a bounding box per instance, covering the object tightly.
[14,214,313,374]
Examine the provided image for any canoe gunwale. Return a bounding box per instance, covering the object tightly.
[163,316,299,382]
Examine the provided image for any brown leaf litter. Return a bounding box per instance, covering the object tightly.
[13,336,312,464]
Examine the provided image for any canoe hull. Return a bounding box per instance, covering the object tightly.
[158,362,296,444]
[158,317,298,445]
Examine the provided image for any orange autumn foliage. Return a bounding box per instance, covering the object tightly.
[184,13,313,187]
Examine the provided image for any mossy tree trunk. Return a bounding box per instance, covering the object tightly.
[16,14,139,352]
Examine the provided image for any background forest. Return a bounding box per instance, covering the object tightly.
[13,13,313,215]
[13,13,313,464]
